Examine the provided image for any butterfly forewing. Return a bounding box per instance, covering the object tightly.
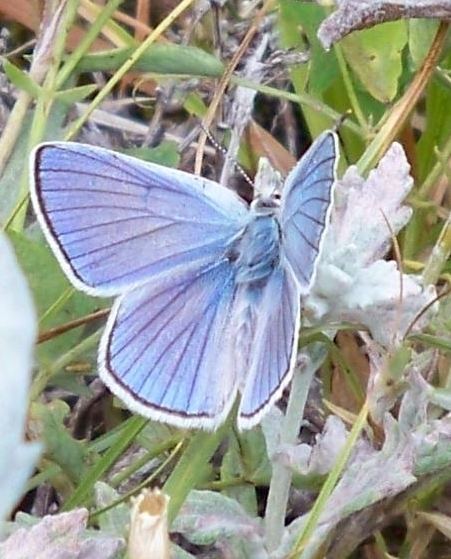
[280,131,338,290]
[31,142,248,296]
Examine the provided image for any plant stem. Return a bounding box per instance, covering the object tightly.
[63,415,148,510]
[333,43,369,134]
[55,0,125,89]
[10,0,81,230]
[288,400,369,558]
[418,133,451,198]
[233,77,364,138]
[0,93,33,179]
[164,411,234,524]
[109,436,182,488]
[30,328,102,400]
[422,211,451,286]
[65,0,198,140]
[264,343,327,551]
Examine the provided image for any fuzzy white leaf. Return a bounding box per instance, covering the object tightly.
[0,234,40,521]
[274,416,348,476]
[0,509,124,558]
[307,142,436,345]
[172,490,267,558]
[320,142,413,270]
[275,414,416,559]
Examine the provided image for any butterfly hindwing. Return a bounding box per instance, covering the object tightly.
[280,131,337,290]
[30,142,248,296]
[238,264,300,429]
[238,133,337,428]
[99,260,239,429]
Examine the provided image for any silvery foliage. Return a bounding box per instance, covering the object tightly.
[271,415,349,476]
[0,234,41,522]
[172,490,267,559]
[0,509,124,558]
[306,141,436,346]
[273,370,451,558]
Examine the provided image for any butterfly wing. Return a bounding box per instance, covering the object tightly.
[99,259,239,429]
[280,131,338,290]
[238,264,300,430]
[30,142,248,296]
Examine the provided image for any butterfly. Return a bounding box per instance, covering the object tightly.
[30,130,338,430]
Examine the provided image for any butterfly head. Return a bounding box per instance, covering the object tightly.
[251,157,282,215]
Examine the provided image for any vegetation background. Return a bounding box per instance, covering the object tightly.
[0,0,450,557]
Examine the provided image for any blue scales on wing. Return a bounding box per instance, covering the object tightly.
[280,131,337,290]
[30,131,337,431]
[31,143,249,296]
[99,260,239,429]
[238,265,300,429]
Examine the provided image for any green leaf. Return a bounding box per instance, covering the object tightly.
[429,387,451,411]
[54,84,98,104]
[417,51,451,181]
[409,20,440,68]
[184,92,208,117]
[341,21,408,102]
[409,333,451,352]
[2,59,41,97]
[122,141,180,168]
[277,0,363,159]
[8,231,108,365]
[278,0,336,135]
[0,100,68,225]
[220,433,258,516]
[164,419,232,524]
[76,44,224,77]
[63,415,147,510]
[51,371,93,398]
[137,420,178,451]
[30,400,87,483]
[280,2,339,95]
[220,428,271,516]
[94,482,129,538]
[387,346,412,381]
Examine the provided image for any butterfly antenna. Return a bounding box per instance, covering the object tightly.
[199,122,255,188]
[332,110,353,133]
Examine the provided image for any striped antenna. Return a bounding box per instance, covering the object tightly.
[199,122,255,188]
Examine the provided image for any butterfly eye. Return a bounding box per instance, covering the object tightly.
[252,196,280,213]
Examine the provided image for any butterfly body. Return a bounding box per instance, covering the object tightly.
[30,131,338,430]
[231,211,281,286]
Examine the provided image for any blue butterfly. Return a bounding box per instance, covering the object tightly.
[30,131,338,430]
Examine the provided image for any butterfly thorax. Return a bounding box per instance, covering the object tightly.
[228,211,281,286]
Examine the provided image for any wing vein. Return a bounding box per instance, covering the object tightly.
[290,219,320,251]
[40,171,148,192]
[73,222,182,260]
[49,148,160,189]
